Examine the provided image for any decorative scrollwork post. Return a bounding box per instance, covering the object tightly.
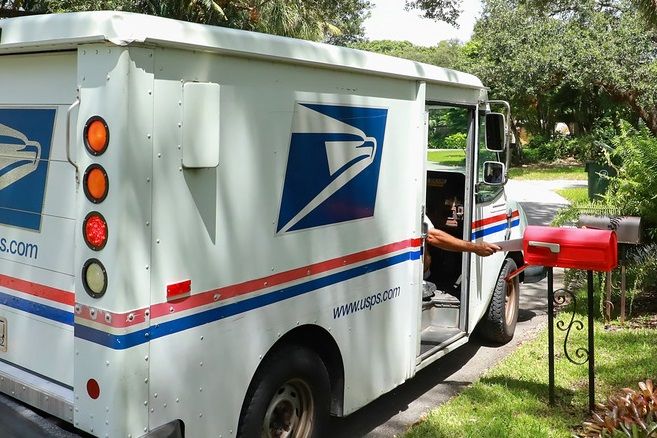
[547,269,595,412]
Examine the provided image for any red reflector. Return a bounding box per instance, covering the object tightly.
[84,213,108,250]
[167,280,191,301]
[87,378,100,399]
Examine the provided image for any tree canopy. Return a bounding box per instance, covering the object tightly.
[0,0,372,42]
[404,0,462,26]
[460,0,657,136]
[351,39,464,70]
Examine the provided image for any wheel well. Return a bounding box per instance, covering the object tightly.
[266,325,345,416]
[507,251,524,283]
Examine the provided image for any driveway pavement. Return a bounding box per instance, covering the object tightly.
[0,179,582,438]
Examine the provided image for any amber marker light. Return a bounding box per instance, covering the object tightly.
[83,212,108,251]
[83,164,109,203]
[84,116,109,155]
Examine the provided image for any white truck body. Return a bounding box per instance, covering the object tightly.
[0,12,528,437]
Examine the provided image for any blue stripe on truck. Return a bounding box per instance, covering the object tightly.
[471,218,520,240]
[74,250,421,350]
[0,290,73,325]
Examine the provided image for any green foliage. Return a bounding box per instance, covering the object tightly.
[351,39,465,70]
[465,0,656,138]
[582,380,657,437]
[0,0,372,43]
[442,132,467,149]
[404,317,657,438]
[604,124,657,234]
[522,135,599,164]
[404,0,462,26]
[426,107,469,148]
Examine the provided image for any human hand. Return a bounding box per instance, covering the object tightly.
[473,242,501,257]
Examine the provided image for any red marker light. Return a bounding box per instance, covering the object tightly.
[167,280,191,301]
[87,378,100,399]
[84,212,108,251]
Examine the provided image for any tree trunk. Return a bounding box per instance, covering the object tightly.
[596,80,657,136]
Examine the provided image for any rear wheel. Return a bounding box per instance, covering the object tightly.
[479,258,520,344]
[238,345,330,438]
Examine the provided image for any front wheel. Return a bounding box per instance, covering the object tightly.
[478,258,520,344]
[237,345,330,438]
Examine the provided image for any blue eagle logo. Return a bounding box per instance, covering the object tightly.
[0,108,56,231]
[277,103,388,233]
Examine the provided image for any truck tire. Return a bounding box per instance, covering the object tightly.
[479,258,520,344]
[237,345,330,438]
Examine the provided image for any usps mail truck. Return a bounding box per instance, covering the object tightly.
[0,11,533,438]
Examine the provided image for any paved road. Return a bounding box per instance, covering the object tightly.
[0,179,583,437]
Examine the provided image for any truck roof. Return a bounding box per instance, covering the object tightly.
[0,11,484,90]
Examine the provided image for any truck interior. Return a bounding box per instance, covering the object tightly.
[419,170,467,357]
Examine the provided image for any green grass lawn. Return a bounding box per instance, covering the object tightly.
[404,315,657,438]
[428,149,466,166]
[508,165,587,181]
[555,187,589,204]
[427,153,585,181]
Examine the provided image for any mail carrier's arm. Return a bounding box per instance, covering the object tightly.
[426,228,501,257]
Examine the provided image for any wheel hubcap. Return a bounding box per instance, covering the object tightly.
[262,379,314,438]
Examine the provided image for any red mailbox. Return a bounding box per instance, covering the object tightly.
[523,226,618,272]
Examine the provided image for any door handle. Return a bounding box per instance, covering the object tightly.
[66,96,80,183]
[528,241,560,254]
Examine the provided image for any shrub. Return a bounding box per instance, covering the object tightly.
[604,125,657,235]
[441,132,467,149]
[581,380,657,437]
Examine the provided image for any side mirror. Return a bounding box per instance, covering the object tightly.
[485,113,506,152]
[483,161,506,185]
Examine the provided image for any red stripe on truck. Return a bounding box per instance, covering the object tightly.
[0,273,74,306]
[149,238,422,319]
[472,210,519,230]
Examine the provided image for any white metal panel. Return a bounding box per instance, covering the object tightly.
[0,52,77,105]
[182,82,220,168]
[147,48,423,435]
[0,210,75,275]
[0,52,77,389]
[73,45,153,436]
[73,340,150,436]
[0,12,484,91]
[0,305,73,384]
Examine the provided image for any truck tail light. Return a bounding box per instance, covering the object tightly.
[83,212,108,250]
[82,259,107,298]
[84,116,109,155]
[83,164,109,203]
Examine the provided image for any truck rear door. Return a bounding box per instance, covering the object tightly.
[0,52,78,395]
